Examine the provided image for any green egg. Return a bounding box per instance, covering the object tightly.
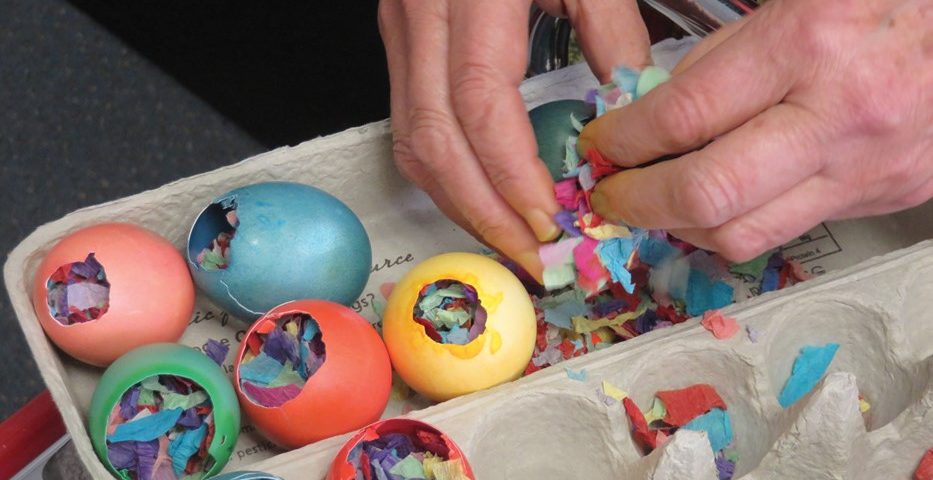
[529,100,595,182]
[88,343,241,479]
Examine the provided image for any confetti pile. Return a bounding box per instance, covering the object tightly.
[238,313,326,407]
[348,428,471,480]
[413,280,486,345]
[621,384,738,479]
[197,208,238,270]
[46,252,110,325]
[106,375,215,480]
[518,65,810,375]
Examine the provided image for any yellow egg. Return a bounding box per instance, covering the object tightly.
[383,252,537,401]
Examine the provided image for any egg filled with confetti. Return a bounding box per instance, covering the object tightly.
[186,181,372,321]
[382,252,537,402]
[327,418,475,480]
[87,343,240,480]
[31,223,195,366]
[234,300,392,449]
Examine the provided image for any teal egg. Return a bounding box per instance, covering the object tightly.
[187,182,372,322]
[529,100,595,181]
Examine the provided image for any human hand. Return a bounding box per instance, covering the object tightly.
[579,0,933,262]
[378,0,650,279]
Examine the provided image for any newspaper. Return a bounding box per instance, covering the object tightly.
[5,36,932,477]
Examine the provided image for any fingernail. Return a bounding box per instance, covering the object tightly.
[524,209,561,242]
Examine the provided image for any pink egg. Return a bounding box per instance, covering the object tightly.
[31,223,195,366]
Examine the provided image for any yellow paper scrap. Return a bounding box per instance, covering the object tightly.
[584,223,632,240]
[601,381,628,402]
[572,304,648,334]
[859,397,871,413]
[432,459,470,480]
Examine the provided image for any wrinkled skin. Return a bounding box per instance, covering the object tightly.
[380,0,933,277]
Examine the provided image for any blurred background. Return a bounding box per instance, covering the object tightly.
[0,0,691,422]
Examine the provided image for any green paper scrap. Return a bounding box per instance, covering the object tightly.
[269,360,305,388]
[543,263,578,290]
[635,66,671,99]
[730,251,772,279]
[161,390,208,411]
[435,308,472,329]
[389,454,427,479]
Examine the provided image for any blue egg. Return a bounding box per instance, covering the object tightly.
[187,182,372,321]
[210,472,283,480]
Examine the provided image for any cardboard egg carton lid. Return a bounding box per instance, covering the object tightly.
[5,37,933,479]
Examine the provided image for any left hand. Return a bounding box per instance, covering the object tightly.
[578,0,933,262]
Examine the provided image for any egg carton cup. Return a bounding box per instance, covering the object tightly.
[5,37,933,479]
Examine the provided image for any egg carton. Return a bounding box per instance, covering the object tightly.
[5,37,933,479]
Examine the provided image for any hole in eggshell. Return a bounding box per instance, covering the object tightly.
[188,197,238,271]
[106,374,216,478]
[45,252,110,326]
[412,279,488,346]
[238,312,326,408]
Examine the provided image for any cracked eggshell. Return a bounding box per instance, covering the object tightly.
[382,252,537,402]
[87,343,241,479]
[326,418,475,480]
[529,99,594,181]
[187,182,372,321]
[211,472,283,480]
[234,300,392,449]
[31,223,194,366]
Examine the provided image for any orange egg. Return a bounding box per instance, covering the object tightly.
[31,223,195,366]
[326,418,475,480]
[234,300,392,449]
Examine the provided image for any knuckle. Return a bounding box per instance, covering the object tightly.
[408,106,455,161]
[450,61,505,128]
[676,161,741,227]
[652,86,711,150]
[469,212,512,244]
[716,221,771,263]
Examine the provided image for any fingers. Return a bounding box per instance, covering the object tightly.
[671,15,749,75]
[668,174,850,262]
[400,0,546,279]
[558,0,652,80]
[448,0,563,242]
[590,104,826,229]
[577,10,793,168]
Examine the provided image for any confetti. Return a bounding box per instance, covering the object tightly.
[348,428,471,480]
[46,253,110,325]
[106,375,215,479]
[778,343,840,408]
[414,280,486,345]
[701,310,740,340]
[238,313,326,408]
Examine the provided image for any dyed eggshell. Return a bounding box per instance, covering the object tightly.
[31,223,195,366]
[234,300,392,449]
[187,182,372,321]
[529,99,595,181]
[382,253,536,402]
[211,472,283,480]
[87,343,241,478]
[326,418,475,480]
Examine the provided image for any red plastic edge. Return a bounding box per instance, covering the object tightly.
[0,390,67,478]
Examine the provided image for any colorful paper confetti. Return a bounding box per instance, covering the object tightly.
[238,313,325,408]
[414,280,486,345]
[778,343,840,408]
[106,375,214,480]
[348,428,471,480]
[197,207,238,270]
[46,253,110,325]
